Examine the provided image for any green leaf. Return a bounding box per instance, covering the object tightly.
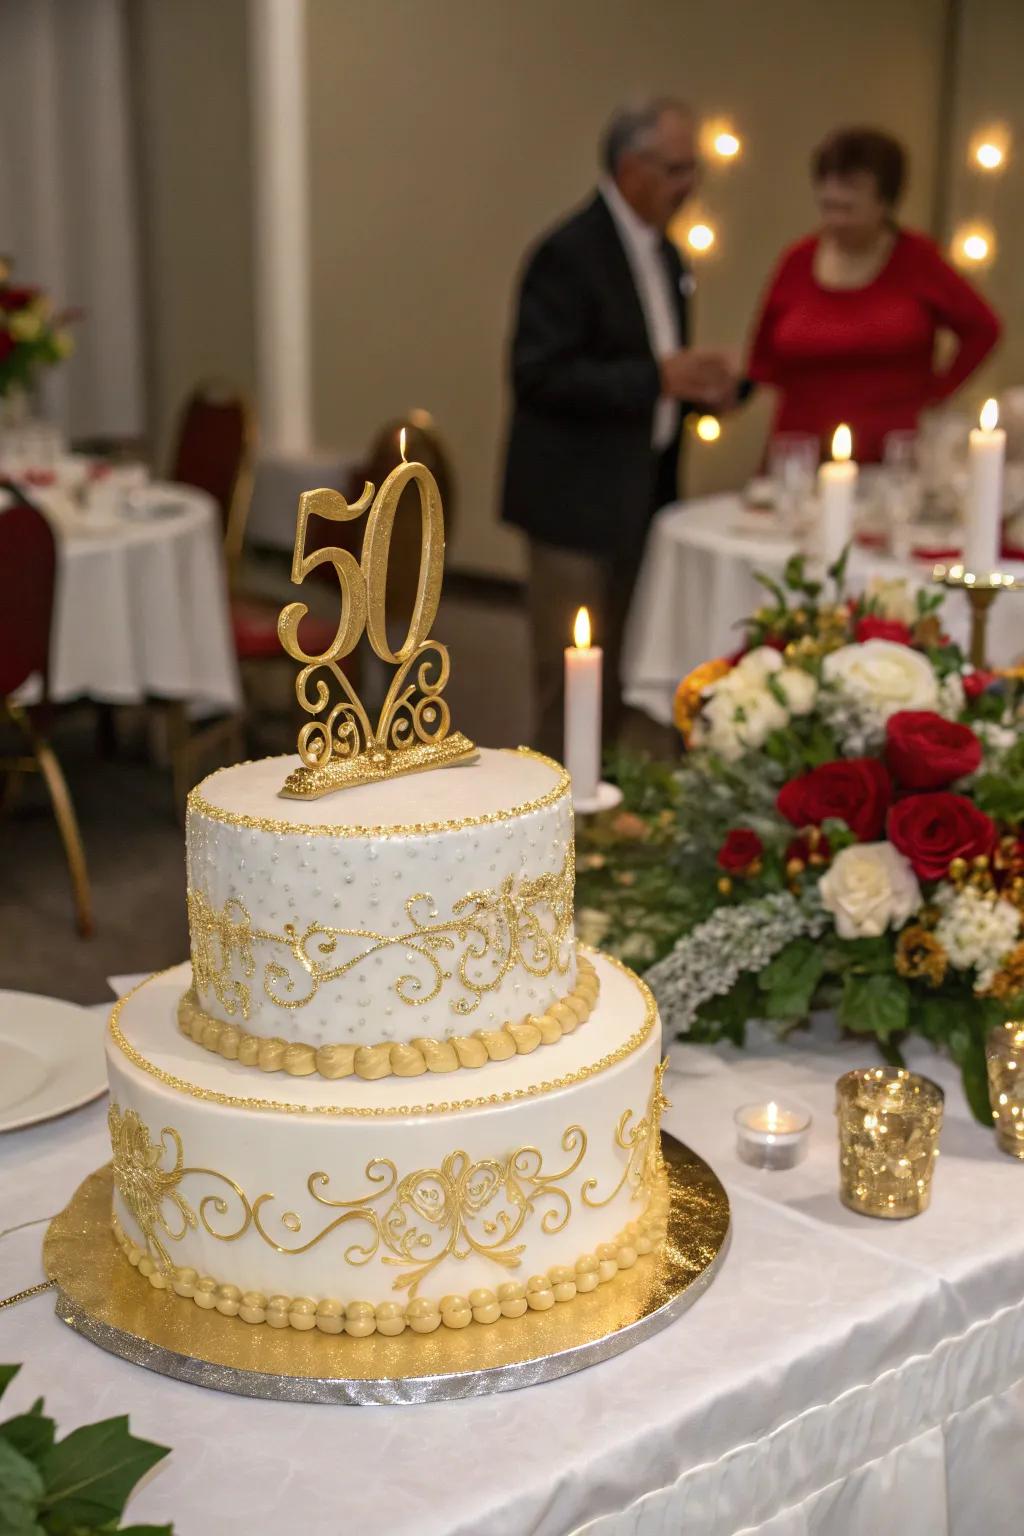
[752,569,787,609]
[839,972,910,1040]
[0,1437,44,1536]
[827,542,851,592]
[693,971,760,1046]
[0,1368,20,1404]
[0,1401,55,1463]
[38,1419,169,1531]
[758,938,825,1019]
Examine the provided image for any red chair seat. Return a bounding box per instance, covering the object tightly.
[230,597,339,662]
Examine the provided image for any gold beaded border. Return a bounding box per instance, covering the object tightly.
[107,949,658,1118]
[188,746,570,840]
[178,955,600,1081]
[111,1172,669,1335]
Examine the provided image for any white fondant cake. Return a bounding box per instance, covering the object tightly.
[184,748,576,1057]
[106,953,667,1332]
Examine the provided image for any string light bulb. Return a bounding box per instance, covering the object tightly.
[714,130,741,159]
[970,126,1009,172]
[696,415,721,442]
[687,222,716,254]
[953,224,995,267]
[976,142,1003,170]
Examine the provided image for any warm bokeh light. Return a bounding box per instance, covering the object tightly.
[687,222,716,254]
[976,141,1004,170]
[954,224,995,267]
[573,606,591,649]
[399,426,408,462]
[696,414,721,442]
[832,424,852,462]
[980,397,999,432]
[714,131,741,159]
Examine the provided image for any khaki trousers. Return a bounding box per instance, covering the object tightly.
[527,540,644,760]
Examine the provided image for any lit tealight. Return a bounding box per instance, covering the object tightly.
[695,414,721,443]
[687,222,716,254]
[734,1101,812,1170]
[714,130,741,159]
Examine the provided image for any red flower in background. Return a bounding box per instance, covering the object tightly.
[0,285,39,311]
[717,828,764,873]
[886,711,981,790]
[785,831,831,867]
[777,758,891,841]
[888,793,996,880]
[963,670,997,700]
[855,616,913,645]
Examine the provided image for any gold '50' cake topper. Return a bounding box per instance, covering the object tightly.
[277,430,477,799]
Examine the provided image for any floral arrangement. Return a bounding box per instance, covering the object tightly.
[0,257,76,401]
[576,557,1024,1120]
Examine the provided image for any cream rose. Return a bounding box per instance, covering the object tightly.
[819,843,922,940]
[823,639,938,719]
[700,681,788,761]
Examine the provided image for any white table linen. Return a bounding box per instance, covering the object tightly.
[2,989,1021,1535]
[33,484,242,712]
[623,495,1024,726]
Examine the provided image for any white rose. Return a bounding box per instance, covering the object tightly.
[734,646,784,684]
[819,843,922,941]
[776,666,817,716]
[823,639,939,720]
[703,681,787,760]
[866,576,918,624]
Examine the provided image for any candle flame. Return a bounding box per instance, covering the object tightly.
[766,1101,779,1130]
[399,427,408,463]
[573,606,591,649]
[980,397,999,432]
[832,424,852,462]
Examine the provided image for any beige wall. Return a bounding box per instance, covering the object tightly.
[129,0,255,467]
[944,0,1024,403]
[306,0,949,577]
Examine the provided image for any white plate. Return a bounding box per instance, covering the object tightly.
[0,991,107,1132]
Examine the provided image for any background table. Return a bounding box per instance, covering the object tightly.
[624,495,1024,726]
[2,988,1022,1535]
[24,483,241,714]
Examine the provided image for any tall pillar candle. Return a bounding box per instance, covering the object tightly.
[818,424,857,569]
[965,398,1005,574]
[565,606,601,806]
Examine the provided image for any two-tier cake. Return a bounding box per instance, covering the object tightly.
[104,746,669,1339]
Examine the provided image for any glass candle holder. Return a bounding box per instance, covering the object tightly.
[835,1068,944,1219]
[986,1021,1024,1159]
[734,1101,811,1170]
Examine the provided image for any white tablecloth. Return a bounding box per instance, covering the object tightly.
[35,485,241,712]
[2,992,1022,1535]
[624,495,1024,726]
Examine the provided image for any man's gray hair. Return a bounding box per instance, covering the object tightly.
[601,97,691,175]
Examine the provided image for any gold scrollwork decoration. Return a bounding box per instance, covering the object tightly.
[276,445,476,799]
[581,1059,670,1209]
[108,1104,252,1272]
[187,850,573,1018]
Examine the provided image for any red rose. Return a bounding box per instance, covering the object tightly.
[777,758,891,841]
[0,285,38,312]
[885,711,982,790]
[888,792,996,880]
[963,669,997,700]
[717,828,764,873]
[855,615,913,645]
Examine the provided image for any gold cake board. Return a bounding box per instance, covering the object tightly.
[43,1133,729,1406]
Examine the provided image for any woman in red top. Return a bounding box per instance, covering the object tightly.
[748,128,1002,461]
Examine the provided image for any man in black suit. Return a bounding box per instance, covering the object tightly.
[502,98,740,758]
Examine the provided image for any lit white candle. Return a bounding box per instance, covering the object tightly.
[734,1100,812,1169]
[564,606,601,806]
[817,424,857,569]
[965,398,1005,575]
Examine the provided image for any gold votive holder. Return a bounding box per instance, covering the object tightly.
[986,1022,1024,1159]
[835,1067,944,1219]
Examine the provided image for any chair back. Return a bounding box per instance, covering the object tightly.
[0,491,56,697]
[171,380,255,570]
[350,410,455,620]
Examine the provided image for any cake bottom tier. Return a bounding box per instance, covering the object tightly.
[105,951,668,1336]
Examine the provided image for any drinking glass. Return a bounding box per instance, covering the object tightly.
[768,433,818,534]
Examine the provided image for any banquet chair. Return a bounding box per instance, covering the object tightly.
[0,493,93,936]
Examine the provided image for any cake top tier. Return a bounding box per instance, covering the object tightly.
[189,747,569,838]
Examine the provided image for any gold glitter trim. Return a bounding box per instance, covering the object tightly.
[187,746,570,839]
[111,1171,669,1335]
[107,950,657,1118]
[186,849,574,1020]
[178,953,599,1080]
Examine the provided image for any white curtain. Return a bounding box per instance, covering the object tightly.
[0,0,144,439]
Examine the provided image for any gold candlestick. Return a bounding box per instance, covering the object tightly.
[932,564,1024,670]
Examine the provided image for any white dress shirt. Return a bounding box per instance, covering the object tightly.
[600,176,681,450]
